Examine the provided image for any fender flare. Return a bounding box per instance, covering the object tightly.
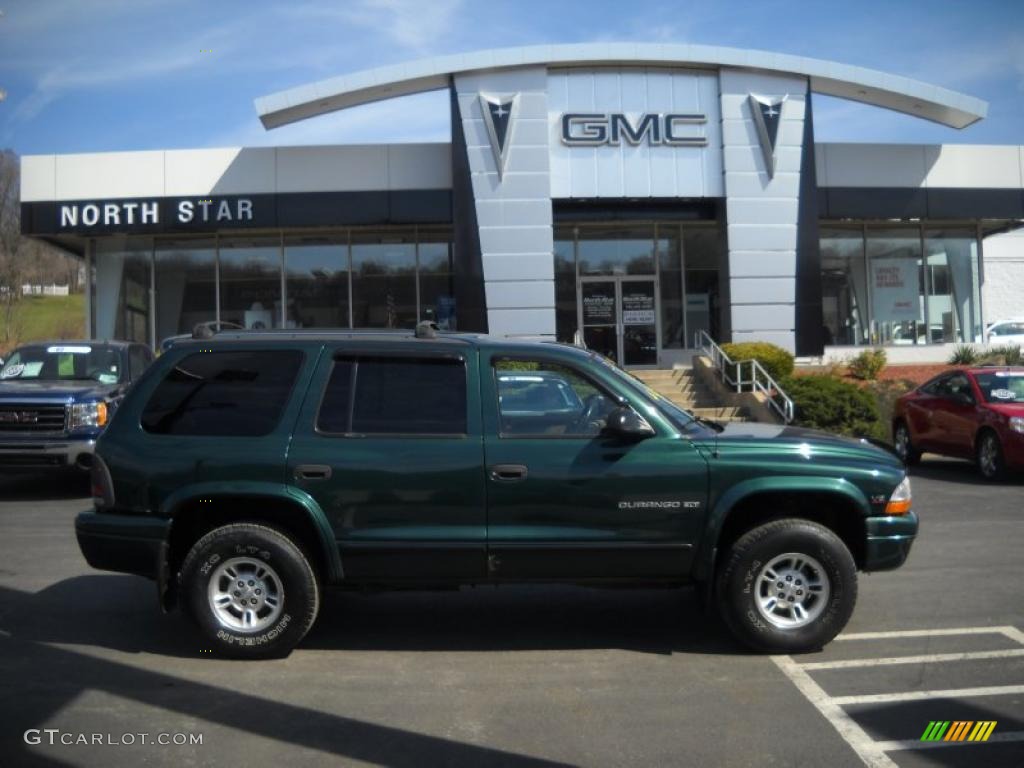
[694,475,871,585]
[159,481,343,583]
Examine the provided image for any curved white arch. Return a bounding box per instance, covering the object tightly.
[255,43,987,131]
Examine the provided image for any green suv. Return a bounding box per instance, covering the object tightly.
[76,329,918,658]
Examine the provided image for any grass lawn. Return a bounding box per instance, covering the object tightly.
[0,294,86,355]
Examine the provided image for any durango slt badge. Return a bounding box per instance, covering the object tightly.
[618,500,700,509]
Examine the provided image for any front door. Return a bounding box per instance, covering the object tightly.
[483,351,708,581]
[579,277,659,368]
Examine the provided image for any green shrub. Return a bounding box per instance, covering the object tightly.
[948,344,979,365]
[981,345,1022,365]
[848,348,887,381]
[783,374,881,438]
[721,341,795,382]
[864,379,916,437]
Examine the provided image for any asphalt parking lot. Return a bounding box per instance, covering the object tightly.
[0,457,1021,767]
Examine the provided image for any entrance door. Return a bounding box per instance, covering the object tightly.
[579,278,659,368]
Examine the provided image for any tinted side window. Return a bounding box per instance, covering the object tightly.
[141,350,302,436]
[920,375,949,396]
[317,356,467,435]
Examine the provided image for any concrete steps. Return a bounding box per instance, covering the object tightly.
[631,367,754,422]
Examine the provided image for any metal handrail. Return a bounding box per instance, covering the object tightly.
[695,330,795,423]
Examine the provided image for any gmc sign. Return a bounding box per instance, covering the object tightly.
[560,112,707,147]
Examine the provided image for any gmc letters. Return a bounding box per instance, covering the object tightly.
[561,113,707,147]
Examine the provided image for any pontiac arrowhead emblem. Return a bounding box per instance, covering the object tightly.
[749,94,787,178]
[479,92,518,179]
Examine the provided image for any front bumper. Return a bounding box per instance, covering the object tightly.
[0,436,96,471]
[863,511,919,571]
[75,511,171,579]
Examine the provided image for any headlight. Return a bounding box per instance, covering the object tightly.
[885,475,912,515]
[69,401,108,430]
[1010,417,1024,435]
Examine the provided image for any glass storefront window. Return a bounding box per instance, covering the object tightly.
[351,231,417,329]
[219,237,283,330]
[866,228,926,345]
[925,228,982,343]
[284,235,349,329]
[682,227,721,345]
[657,226,684,348]
[418,229,457,330]
[820,227,868,346]
[155,239,216,342]
[578,226,655,276]
[95,238,152,344]
[554,227,576,343]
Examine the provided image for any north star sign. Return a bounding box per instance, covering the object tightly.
[560,112,707,147]
[58,197,255,228]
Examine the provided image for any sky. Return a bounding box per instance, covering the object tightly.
[1,0,1022,157]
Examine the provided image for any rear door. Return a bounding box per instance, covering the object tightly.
[286,344,487,583]
[481,351,708,581]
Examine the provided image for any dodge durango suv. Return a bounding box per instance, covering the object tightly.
[76,328,918,658]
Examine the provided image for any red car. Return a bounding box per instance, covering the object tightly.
[893,367,1024,479]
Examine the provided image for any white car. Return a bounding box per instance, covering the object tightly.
[987,319,1024,346]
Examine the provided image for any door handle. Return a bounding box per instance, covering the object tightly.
[294,464,332,481]
[489,464,528,482]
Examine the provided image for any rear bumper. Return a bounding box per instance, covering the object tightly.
[0,437,96,471]
[75,510,171,579]
[863,511,919,572]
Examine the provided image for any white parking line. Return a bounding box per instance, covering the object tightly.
[838,626,1021,641]
[799,648,1024,671]
[832,684,1024,706]
[875,730,1024,752]
[772,654,898,768]
[773,625,1024,767]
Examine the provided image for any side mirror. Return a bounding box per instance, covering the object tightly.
[603,406,655,440]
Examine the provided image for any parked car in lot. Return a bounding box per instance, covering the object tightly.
[893,366,1024,479]
[0,340,154,472]
[76,327,918,658]
[985,319,1024,346]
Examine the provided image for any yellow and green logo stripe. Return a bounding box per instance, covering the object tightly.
[920,721,997,742]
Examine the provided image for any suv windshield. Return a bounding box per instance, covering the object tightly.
[0,344,123,384]
[974,371,1024,403]
[589,352,712,436]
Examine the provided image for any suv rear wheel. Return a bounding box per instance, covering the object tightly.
[180,523,320,659]
[717,518,857,653]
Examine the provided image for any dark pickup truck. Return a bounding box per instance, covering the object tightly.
[0,340,153,471]
[75,328,918,658]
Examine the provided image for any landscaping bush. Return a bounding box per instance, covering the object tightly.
[948,344,979,365]
[848,348,887,381]
[783,374,882,439]
[865,379,916,437]
[720,341,794,382]
[981,344,1022,366]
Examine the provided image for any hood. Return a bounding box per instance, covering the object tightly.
[985,402,1024,418]
[706,420,903,468]
[0,379,119,402]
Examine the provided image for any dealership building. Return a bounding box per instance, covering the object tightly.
[19,44,1024,366]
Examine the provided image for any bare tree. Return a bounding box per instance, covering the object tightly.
[0,149,26,345]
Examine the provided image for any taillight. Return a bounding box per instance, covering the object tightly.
[884,476,912,515]
[91,454,116,509]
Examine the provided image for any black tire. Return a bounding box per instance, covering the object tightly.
[716,518,858,653]
[893,420,921,466]
[179,523,320,659]
[976,430,1005,481]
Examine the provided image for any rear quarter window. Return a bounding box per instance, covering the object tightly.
[141,350,303,436]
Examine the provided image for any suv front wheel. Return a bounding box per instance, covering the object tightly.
[180,523,320,659]
[717,519,857,653]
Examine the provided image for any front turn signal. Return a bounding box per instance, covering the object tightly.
[885,476,912,515]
